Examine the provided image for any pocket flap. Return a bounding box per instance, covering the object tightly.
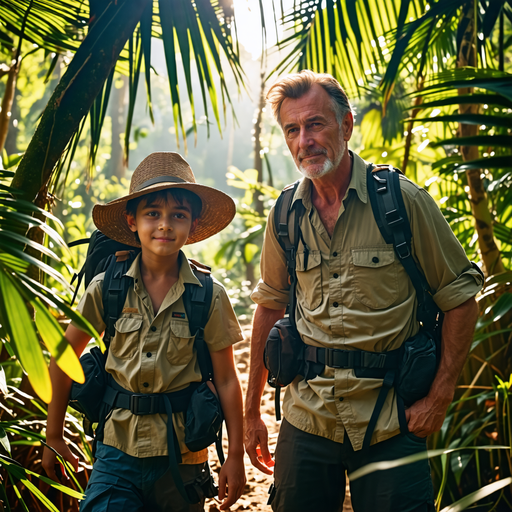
[114,315,143,333]
[296,250,321,272]
[171,319,193,338]
[352,248,394,268]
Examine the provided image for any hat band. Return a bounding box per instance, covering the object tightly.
[133,176,187,192]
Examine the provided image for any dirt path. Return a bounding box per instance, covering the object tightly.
[206,325,353,511]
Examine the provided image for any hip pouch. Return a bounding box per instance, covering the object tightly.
[185,381,223,453]
[264,317,305,388]
[69,346,108,423]
[397,329,438,407]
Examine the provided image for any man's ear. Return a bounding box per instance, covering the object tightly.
[342,112,354,141]
[125,212,137,233]
[189,218,199,237]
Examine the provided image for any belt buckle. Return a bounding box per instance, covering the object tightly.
[325,349,345,369]
[130,394,155,415]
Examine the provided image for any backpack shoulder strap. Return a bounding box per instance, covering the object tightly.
[274,181,305,326]
[184,263,214,381]
[366,163,439,329]
[102,250,137,342]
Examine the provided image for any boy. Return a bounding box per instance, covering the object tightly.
[42,152,246,512]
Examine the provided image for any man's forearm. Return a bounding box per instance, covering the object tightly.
[245,305,285,418]
[428,296,479,406]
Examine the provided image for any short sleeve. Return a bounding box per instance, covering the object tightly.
[70,274,107,334]
[204,280,244,352]
[404,183,484,312]
[250,205,290,310]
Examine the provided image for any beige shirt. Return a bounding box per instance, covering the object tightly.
[251,151,483,451]
[73,252,244,462]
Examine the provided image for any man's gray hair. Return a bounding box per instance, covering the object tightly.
[266,70,354,127]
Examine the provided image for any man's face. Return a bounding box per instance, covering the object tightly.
[280,84,353,179]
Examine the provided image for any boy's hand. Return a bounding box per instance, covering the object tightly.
[217,455,246,510]
[42,439,78,482]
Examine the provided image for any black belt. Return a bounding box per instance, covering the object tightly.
[304,346,400,370]
[102,380,198,415]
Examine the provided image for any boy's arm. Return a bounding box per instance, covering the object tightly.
[210,346,246,511]
[42,324,92,482]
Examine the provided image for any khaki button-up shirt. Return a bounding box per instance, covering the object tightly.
[73,252,244,462]
[251,151,483,451]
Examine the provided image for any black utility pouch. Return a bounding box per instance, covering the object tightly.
[264,317,305,388]
[69,346,108,423]
[185,381,223,452]
[397,330,438,407]
[185,462,218,503]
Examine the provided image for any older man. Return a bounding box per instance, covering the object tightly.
[245,70,483,512]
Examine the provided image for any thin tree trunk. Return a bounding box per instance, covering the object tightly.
[0,56,19,154]
[402,77,424,175]
[11,0,150,205]
[109,74,128,178]
[458,1,504,276]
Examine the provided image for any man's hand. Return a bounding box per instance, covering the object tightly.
[405,395,450,438]
[217,455,246,510]
[245,416,274,475]
[42,439,78,482]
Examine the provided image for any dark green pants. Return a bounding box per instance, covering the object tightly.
[271,419,434,512]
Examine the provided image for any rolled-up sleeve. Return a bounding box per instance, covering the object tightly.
[405,184,484,312]
[250,205,290,310]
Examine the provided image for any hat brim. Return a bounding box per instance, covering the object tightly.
[92,181,236,247]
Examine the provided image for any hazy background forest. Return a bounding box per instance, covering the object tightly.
[0,0,511,510]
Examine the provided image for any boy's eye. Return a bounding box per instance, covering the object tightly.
[147,211,159,217]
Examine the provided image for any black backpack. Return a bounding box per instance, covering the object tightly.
[68,231,223,503]
[266,163,445,449]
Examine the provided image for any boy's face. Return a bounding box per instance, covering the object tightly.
[125,194,198,258]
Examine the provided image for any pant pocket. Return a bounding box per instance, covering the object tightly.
[397,396,427,443]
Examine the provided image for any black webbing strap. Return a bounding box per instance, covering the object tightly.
[362,370,395,450]
[273,182,304,421]
[183,266,225,464]
[367,164,438,330]
[304,346,400,370]
[103,379,197,415]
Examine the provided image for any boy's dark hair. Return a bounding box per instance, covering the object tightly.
[125,188,203,221]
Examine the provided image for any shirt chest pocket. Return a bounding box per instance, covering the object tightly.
[112,315,143,359]
[351,248,398,309]
[167,319,195,366]
[296,250,322,311]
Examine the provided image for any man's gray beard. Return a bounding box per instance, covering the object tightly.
[298,139,346,179]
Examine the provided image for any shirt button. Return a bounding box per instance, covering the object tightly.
[333,302,339,308]
[333,273,339,278]
[146,352,152,358]
[372,257,379,263]
[143,382,149,388]
[333,252,338,257]
[150,326,157,332]
[339,397,344,402]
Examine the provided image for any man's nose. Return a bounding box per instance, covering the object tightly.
[298,128,314,150]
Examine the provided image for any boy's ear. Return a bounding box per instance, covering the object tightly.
[125,212,137,233]
[189,218,199,237]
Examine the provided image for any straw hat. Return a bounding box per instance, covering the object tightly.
[93,152,236,247]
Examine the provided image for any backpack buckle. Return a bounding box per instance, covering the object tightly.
[395,242,410,259]
[130,394,157,415]
[385,209,403,226]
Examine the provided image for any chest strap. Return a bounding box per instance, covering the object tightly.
[103,380,198,415]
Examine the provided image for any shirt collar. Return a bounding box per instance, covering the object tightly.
[291,150,368,209]
[125,251,201,287]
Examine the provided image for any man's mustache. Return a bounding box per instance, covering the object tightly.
[298,149,327,161]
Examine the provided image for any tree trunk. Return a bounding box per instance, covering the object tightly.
[0,56,19,154]
[457,1,504,276]
[402,77,424,175]
[11,0,150,204]
[109,74,128,178]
